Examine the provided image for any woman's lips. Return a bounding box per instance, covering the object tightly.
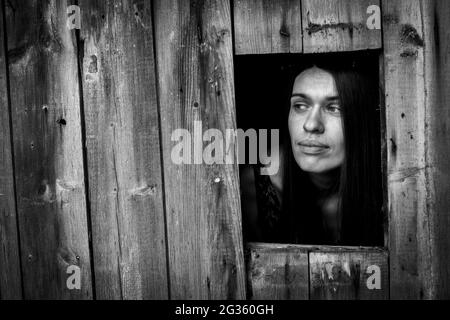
[297,142,329,155]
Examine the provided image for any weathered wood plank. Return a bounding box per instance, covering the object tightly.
[246,243,308,300]
[0,0,22,300]
[302,0,381,53]
[80,0,168,299]
[382,0,432,300]
[248,242,386,252]
[379,53,389,247]
[154,0,246,299]
[5,0,92,299]
[417,0,450,299]
[233,0,302,55]
[246,243,387,300]
[309,250,388,300]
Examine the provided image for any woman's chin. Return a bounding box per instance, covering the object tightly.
[297,159,337,174]
[300,166,327,174]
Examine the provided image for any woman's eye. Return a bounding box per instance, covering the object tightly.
[293,103,309,111]
[325,104,341,114]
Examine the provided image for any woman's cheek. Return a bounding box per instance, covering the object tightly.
[287,110,294,131]
[330,119,345,164]
[288,112,302,139]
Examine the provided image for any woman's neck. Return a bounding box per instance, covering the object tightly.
[308,168,342,244]
[308,168,340,196]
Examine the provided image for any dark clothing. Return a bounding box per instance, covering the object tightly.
[253,166,283,243]
[252,165,341,245]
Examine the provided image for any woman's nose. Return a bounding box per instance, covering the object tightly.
[303,107,324,133]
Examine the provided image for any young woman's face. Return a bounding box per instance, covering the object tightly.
[288,67,345,174]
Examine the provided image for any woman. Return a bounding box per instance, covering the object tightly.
[241,56,383,246]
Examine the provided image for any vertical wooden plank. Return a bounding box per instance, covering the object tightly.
[0,0,22,300]
[233,0,302,55]
[379,52,389,247]
[382,0,431,299]
[154,0,247,299]
[419,0,450,299]
[246,243,308,300]
[80,0,168,299]
[309,250,388,300]
[5,0,92,299]
[302,0,381,53]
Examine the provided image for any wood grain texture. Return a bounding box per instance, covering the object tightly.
[233,0,302,55]
[309,250,388,300]
[246,243,387,300]
[419,0,450,299]
[379,53,389,247]
[246,243,308,300]
[0,0,22,300]
[247,242,386,252]
[383,0,430,300]
[302,0,381,53]
[154,0,246,299]
[80,0,168,299]
[5,0,92,299]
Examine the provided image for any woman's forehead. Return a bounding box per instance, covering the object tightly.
[292,67,338,100]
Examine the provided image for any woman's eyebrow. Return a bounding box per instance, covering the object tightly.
[291,93,340,102]
[325,96,340,102]
[291,93,310,101]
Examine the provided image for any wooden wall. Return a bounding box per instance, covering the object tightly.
[233,0,382,54]
[4,0,93,299]
[153,0,246,299]
[383,0,450,299]
[246,243,388,300]
[0,0,22,300]
[79,0,168,300]
[0,0,449,300]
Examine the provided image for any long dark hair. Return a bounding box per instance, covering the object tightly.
[280,53,383,246]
